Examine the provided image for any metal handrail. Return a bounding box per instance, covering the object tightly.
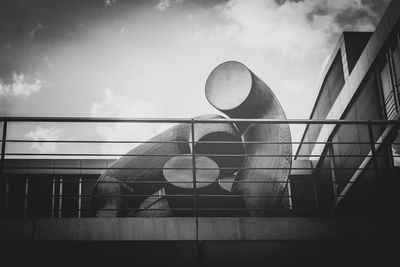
[1,117,399,219]
[1,116,400,124]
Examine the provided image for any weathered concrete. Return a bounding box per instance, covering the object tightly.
[1,217,398,242]
[198,217,356,240]
[33,218,196,241]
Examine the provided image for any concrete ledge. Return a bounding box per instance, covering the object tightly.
[0,217,399,241]
[198,217,358,240]
[34,218,196,241]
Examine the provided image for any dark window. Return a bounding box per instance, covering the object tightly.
[299,51,345,155]
[391,42,400,86]
[326,75,384,194]
[379,61,396,119]
[380,61,392,100]
[327,52,345,107]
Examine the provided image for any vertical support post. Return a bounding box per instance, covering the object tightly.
[190,119,198,239]
[313,179,319,215]
[328,143,338,201]
[58,178,63,218]
[367,121,379,174]
[78,177,82,218]
[368,121,383,206]
[23,177,29,218]
[51,178,56,218]
[1,120,8,217]
[311,145,319,215]
[287,178,293,213]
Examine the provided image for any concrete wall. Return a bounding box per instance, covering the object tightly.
[1,217,399,267]
[1,217,399,241]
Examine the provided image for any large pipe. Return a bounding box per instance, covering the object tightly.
[205,61,292,216]
[163,155,220,189]
[92,114,244,217]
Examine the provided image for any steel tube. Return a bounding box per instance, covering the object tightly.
[206,61,292,216]
[92,114,244,217]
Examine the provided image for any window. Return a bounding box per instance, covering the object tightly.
[379,61,396,119]
[391,42,400,86]
[380,62,392,101]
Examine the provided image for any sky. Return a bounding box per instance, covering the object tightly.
[0,0,391,156]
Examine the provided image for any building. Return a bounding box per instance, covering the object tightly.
[1,1,400,266]
[295,3,400,216]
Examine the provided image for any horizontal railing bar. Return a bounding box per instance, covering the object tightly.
[5,140,400,145]
[4,179,376,184]
[1,117,400,125]
[24,194,354,199]
[4,153,399,158]
[5,140,191,144]
[42,208,317,212]
[37,208,317,212]
[1,166,384,170]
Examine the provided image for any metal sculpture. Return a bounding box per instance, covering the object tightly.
[205,61,292,216]
[92,61,291,217]
[92,114,244,217]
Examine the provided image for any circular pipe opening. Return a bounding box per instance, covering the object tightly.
[205,61,252,111]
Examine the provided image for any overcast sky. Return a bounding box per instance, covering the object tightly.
[0,0,391,155]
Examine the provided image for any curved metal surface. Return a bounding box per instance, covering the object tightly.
[163,155,220,189]
[205,61,292,216]
[92,114,244,217]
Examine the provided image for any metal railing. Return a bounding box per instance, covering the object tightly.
[0,117,399,218]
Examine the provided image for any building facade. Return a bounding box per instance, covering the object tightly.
[295,1,400,216]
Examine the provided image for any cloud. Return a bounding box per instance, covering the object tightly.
[156,0,171,11]
[25,127,63,154]
[90,89,169,154]
[156,0,185,11]
[206,0,383,58]
[28,22,44,38]
[0,72,43,97]
[104,0,117,8]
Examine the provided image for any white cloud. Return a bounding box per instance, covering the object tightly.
[90,89,168,154]
[29,22,44,38]
[104,0,117,8]
[156,0,170,11]
[156,0,185,11]
[0,72,43,97]
[206,0,378,59]
[25,127,63,154]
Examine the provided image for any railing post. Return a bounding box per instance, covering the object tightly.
[311,135,319,215]
[78,177,82,218]
[328,142,338,201]
[51,177,56,218]
[58,178,63,218]
[313,177,319,215]
[368,120,383,206]
[1,120,8,218]
[190,119,198,239]
[367,121,379,174]
[23,177,29,218]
